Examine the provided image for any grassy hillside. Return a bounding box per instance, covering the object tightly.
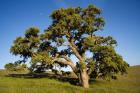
[0,66,140,93]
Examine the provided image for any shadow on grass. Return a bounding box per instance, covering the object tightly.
[6,73,79,86]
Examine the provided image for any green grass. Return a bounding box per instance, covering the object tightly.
[0,66,140,93]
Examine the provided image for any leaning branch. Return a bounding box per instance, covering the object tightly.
[52,57,78,74]
[68,39,83,61]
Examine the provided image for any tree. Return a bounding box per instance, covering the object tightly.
[4,61,27,72]
[10,5,128,88]
[5,63,15,71]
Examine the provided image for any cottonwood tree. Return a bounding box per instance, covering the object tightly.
[10,5,128,88]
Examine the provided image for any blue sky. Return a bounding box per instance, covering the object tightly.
[0,0,140,68]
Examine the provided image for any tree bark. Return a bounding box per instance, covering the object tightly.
[52,57,89,88]
[66,39,89,88]
[80,69,89,88]
[69,62,89,88]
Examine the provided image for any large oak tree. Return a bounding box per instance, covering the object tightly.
[10,5,128,88]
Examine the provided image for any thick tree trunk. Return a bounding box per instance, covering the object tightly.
[69,62,89,88]
[80,69,89,88]
[68,39,89,88]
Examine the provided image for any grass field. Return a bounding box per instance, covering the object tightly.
[0,66,140,93]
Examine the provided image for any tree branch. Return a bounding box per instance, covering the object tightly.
[52,58,70,65]
[68,39,83,61]
[61,55,72,63]
[52,57,78,74]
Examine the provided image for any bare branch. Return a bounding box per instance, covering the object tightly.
[61,55,72,62]
[52,57,78,74]
[68,39,83,61]
[51,58,70,65]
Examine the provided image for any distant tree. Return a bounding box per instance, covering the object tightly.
[4,61,27,72]
[9,5,128,88]
[5,63,15,71]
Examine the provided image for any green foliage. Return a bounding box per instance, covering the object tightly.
[32,52,52,64]
[25,27,40,38]
[10,27,40,58]
[10,42,31,57]
[83,36,117,48]
[4,63,15,71]
[4,62,27,72]
[89,46,129,80]
[47,5,104,41]
[86,58,95,71]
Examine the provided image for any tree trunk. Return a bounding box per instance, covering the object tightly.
[80,69,89,88]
